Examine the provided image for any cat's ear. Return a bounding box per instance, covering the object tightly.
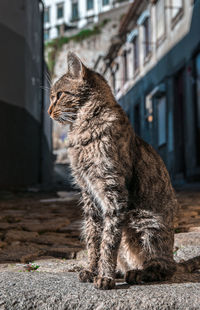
[67,51,86,79]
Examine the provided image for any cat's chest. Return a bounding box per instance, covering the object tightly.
[67,140,95,171]
[67,131,99,167]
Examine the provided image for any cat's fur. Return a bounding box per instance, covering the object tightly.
[48,52,200,289]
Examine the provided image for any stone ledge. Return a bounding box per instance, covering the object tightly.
[0,271,200,310]
[0,240,200,310]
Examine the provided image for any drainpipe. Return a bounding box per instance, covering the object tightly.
[38,0,45,184]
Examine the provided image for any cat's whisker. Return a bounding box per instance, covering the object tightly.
[61,116,74,123]
[40,84,51,89]
[40,86,51,91]
[64,112,77,115]
[45,71,52,86]
[62,111,77,116]
[64,107,79,111]
[63,110,77,113]
[62,116,74,122]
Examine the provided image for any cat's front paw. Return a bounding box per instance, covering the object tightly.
[79,269,95,283]
[94,276,115,290]
[125,270,143,284]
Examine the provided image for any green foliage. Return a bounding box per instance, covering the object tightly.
[71,27,101,42]
[47,49,56,75]
[45,19,110,75]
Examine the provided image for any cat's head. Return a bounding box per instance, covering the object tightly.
[48,52,92,124]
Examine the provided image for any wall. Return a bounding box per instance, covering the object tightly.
[43,0,132,40]
[119,0,200,183]
[0,0,52,188]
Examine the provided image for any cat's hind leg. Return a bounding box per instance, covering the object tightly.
[124,216,176,284]
[125,257,176,284]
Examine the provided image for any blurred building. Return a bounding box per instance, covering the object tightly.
[43,0,132,41]
[97,0,200,183]
[0,0,52,189]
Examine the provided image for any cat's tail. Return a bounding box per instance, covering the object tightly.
[176,256,200,273]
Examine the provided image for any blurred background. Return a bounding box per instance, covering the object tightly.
[0,0,200,263]
[1,0,200,190]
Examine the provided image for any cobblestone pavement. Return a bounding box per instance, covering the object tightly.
[0,185,199,263]
[176,185,200,233]
[0,190,83,263]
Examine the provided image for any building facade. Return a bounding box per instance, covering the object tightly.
[0,0,52,188]
[43,0,132,41]
[98,0,200,183]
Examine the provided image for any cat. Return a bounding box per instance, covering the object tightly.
[48,52,200,290]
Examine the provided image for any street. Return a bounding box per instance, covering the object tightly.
[0,185,199,264]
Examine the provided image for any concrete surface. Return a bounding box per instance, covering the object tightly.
[0,271,200,310]
[0,188,200,309]
[0,241,200,310]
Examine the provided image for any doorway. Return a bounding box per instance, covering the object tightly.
[173,69,185,177]
[195,53,200,166]
[134,104,140,136]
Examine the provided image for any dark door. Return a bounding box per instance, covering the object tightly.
[195,53,200,166]
[173,69,185,176]
[134,104,140,136]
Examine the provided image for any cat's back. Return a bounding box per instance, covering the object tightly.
[129,134,177,214]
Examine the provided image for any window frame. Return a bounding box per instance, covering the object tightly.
[170,0,184,29]
[155,0,166,48]
[71,2,79,21]
[87,0,94,11]
[102,0,109,6]
[132,35,139,76]
[44,6,50,23]
[143,16,152,62]
[57,2,64,19]
[122,50,128,85]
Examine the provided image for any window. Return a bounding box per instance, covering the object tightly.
[102,0,109,6]
[44,7,50,23]
[156,0,166,45]
[56,24,65,37]
[72,2,79,20]
[44,29,50,41]
[133,35,139,73]
[171,0,183,20]
[111,71,116,94]
[87,0,94,10]
[137,11,151,61]
[122,51,128,85]
[157,96,167,146]
[143,17,151,60]
[57,3,64,19]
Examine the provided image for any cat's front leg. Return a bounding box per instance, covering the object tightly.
[79,191,102,283]
[94,186,128,290]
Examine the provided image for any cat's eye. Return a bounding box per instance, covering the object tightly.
[57,92,63,99]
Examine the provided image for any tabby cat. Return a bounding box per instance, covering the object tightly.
[48,52,199,290]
